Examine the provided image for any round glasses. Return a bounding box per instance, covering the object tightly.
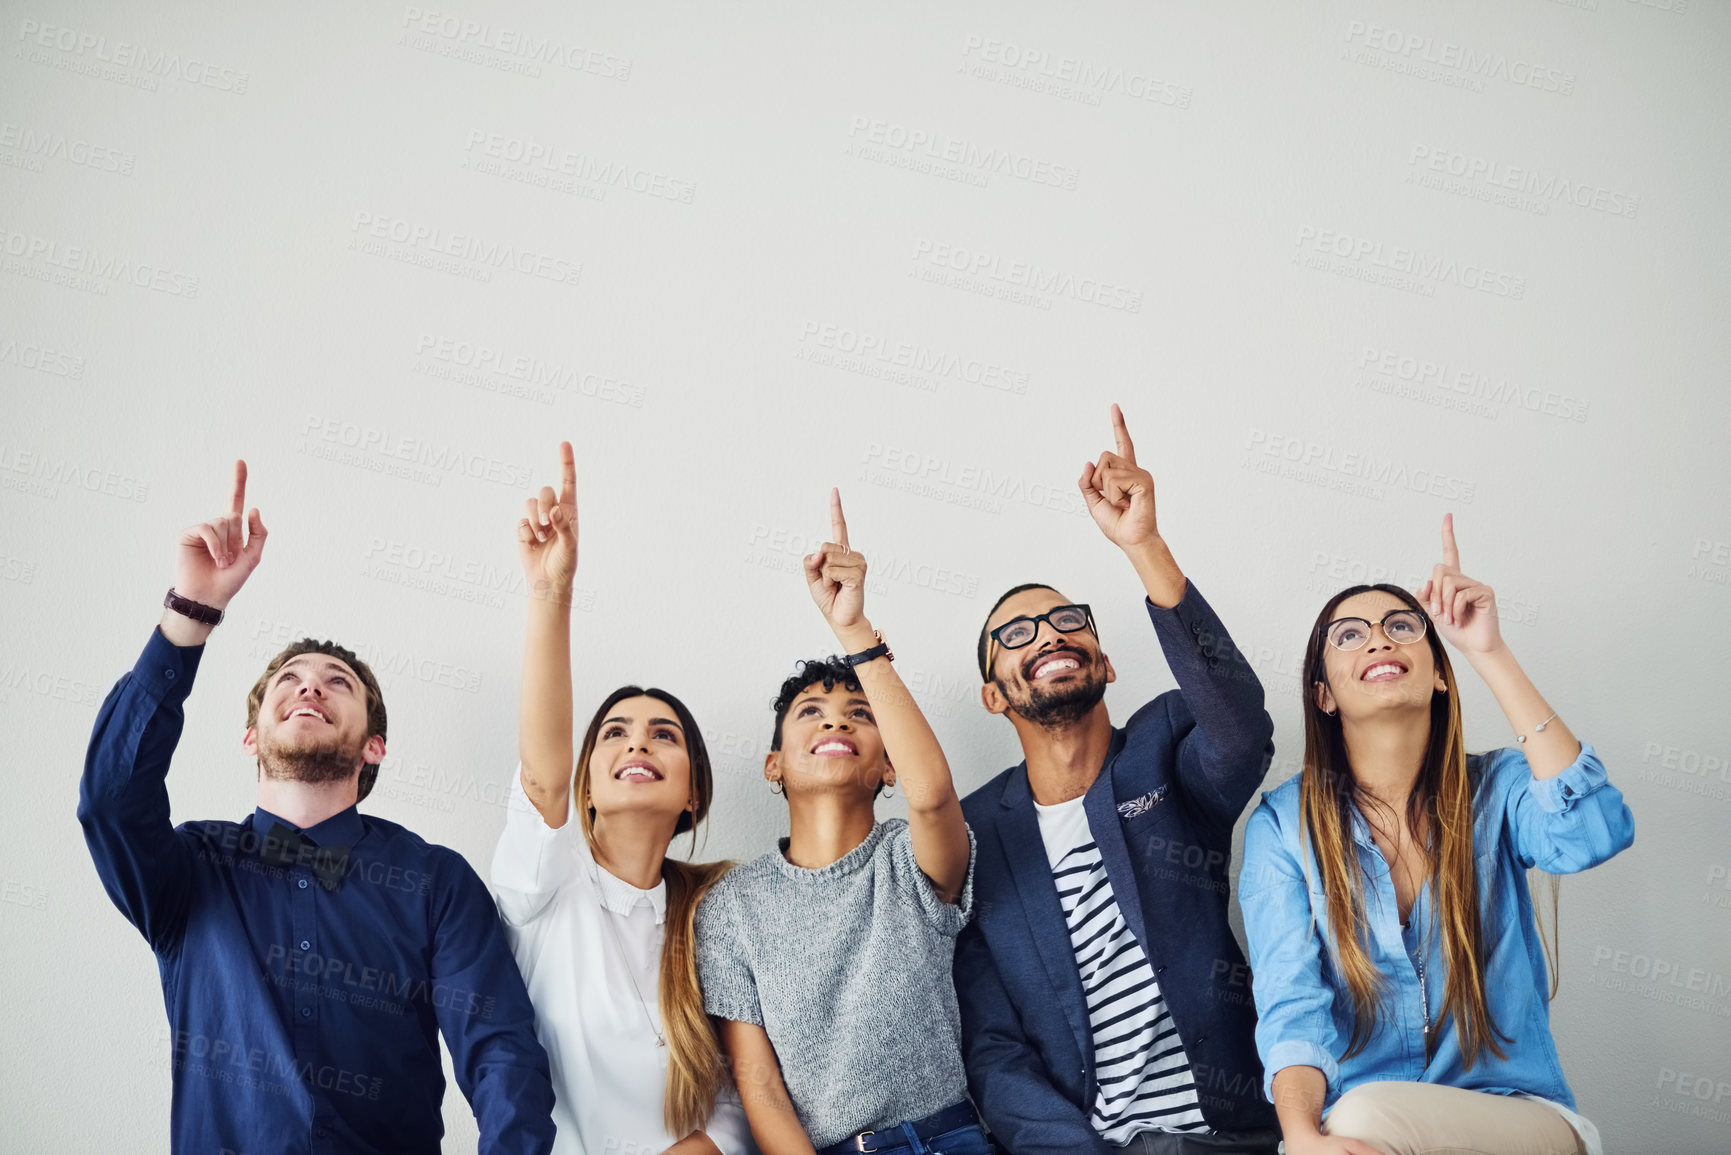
[1323,609,1428,652]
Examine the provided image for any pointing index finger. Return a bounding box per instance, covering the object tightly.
[829,487,849,551]
[1110,404,1136,464]
[1441,512,1460,569]
[558,441,576,506]
[230,459,248,517]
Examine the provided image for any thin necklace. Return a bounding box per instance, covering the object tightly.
[594,871,666,1048]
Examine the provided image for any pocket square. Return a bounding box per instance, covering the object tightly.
[1117,786,1167,819]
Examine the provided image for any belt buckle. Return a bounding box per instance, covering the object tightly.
[854,1131,877,1154]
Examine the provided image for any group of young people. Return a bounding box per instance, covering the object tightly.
[79,407,1634,1155]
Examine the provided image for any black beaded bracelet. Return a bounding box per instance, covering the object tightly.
[164,588,225,626]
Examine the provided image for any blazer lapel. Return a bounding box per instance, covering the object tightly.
[998,766,1093,1069]
[1083,732,1151,955]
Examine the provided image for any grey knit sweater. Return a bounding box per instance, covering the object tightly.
[696,819,976,1148]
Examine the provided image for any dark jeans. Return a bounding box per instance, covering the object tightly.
[857,1121,993,1155]
[1125,1127,1283,1155]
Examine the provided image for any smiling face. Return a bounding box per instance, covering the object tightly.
[768,680,891,799]
[1313,589,1448,720]
[245,654,384,786]
[582,695,696,826]
[980,587,1115,728]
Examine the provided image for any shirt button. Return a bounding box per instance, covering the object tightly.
[163,669,176,680]
[298,878,309,889]
[300,940,311,951]
[300,1007,312,1018]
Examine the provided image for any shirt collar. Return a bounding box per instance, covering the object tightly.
[251,804,365,848]
[590,858,666,923]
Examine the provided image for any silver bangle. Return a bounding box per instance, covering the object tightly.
[1516,710,1559,744]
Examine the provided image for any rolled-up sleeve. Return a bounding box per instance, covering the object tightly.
[1498,744,1635,874]
[1239,800,1341,1102]
[490,764,580,928]
[888,820,976,934]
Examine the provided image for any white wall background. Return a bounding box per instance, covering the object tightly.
[2,1,1728,1151]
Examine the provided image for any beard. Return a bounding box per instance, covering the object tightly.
[257,728,368,786]
[998,650,1108,729]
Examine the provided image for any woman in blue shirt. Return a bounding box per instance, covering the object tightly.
[1240,516,1633,1155]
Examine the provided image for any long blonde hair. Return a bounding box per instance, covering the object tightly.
[572,686,733,1137]
[1299,584,1541,1068]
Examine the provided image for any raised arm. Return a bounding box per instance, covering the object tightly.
[1416,514,1633,869]
[515,442,579,827]
[1080,406,1273,822]
[78,460,268,951]
[804,489,970,902]
[1418,514,1580,777]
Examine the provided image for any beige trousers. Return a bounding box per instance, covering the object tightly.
[1322,1082,1587,1155]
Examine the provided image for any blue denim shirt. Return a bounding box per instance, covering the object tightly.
[1239,743,1634,1112]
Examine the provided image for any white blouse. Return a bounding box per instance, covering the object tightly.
[491,765,753,1155]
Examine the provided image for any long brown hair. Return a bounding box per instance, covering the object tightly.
[1300,584,1508,1067]
[572,685,733,1137]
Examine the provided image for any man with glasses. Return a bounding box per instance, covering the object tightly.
[954,407,1280,1155]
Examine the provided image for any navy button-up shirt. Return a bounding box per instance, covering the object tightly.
[78,629,556,1154]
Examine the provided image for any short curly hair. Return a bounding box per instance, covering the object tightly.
[769,656,860,752]
[246,640,388,802]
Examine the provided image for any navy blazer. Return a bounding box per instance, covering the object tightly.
[955,582,1277,1154]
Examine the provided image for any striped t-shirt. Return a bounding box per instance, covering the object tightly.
[1034,794,1208,1143]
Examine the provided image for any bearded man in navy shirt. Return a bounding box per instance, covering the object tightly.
[78,460,556,1155]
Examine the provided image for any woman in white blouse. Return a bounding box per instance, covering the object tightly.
[493,443,749,1155]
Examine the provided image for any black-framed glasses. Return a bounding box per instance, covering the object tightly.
[1322,609,1428,652]
[983,603,1095,677]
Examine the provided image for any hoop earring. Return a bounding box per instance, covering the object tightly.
[769,780,784,795]
[882,784,895,799]
[1324,709,1337,718]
